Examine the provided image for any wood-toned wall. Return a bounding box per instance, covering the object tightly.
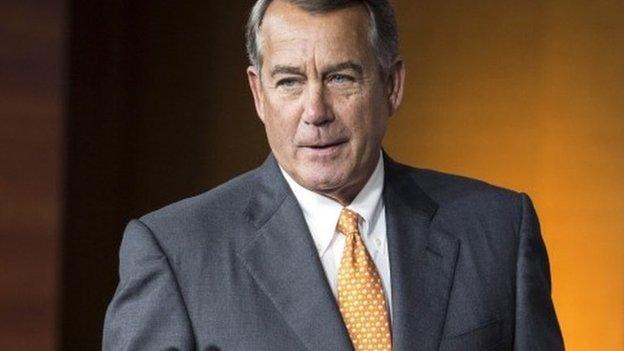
[62,1,266,349]
[0,1,64,350]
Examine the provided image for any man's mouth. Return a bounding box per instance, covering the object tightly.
[299,139,348,156]
[302,139,348,149]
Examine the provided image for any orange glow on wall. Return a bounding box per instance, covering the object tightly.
[387,1,624,349]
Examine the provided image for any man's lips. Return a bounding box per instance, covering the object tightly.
[300,139,348,149]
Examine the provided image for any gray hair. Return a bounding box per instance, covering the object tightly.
[245,0,399,75]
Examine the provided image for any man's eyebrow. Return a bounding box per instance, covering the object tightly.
[324,61,363,75]
[269,62,364,78]
[270,65,304,78]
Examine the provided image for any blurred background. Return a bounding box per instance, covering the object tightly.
[1,0,622,350]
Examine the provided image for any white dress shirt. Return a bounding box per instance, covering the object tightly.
[279,154,393,320]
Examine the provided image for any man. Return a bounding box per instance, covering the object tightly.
[103,0,564,350]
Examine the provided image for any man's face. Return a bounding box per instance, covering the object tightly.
[247,0,404,204]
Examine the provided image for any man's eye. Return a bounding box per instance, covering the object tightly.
[276,78,301,88]
[328,74,354,84]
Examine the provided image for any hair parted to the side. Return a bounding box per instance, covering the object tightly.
[245,0,399,75]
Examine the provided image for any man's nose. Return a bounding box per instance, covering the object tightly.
[302,84,333,126]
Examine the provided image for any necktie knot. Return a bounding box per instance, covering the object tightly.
[337,208,360,236]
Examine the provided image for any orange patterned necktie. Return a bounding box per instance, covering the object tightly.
[336,208,392,351]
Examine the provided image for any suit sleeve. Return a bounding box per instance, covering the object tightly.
[103,219,195,350]
[513,193,564,350]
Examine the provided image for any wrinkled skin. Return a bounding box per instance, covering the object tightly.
[247,0,405,205]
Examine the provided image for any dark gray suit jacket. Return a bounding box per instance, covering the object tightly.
[103,154,564,350]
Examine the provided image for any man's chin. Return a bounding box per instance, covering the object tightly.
[297,172,347,194]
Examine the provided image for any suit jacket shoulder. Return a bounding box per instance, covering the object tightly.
[137,166,262,257]
[389,161,524,233]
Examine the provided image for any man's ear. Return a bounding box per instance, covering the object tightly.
[385,58,406,116]
[247,65,266,123]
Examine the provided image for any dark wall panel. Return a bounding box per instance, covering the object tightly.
[64,1,267,349]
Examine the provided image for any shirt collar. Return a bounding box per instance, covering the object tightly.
[279,152,385,256]
[348,153,385,235]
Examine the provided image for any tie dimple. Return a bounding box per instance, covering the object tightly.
[336,208,392,351]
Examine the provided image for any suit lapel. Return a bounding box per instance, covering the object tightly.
[384,156,460,351]
[236,155,352,350]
